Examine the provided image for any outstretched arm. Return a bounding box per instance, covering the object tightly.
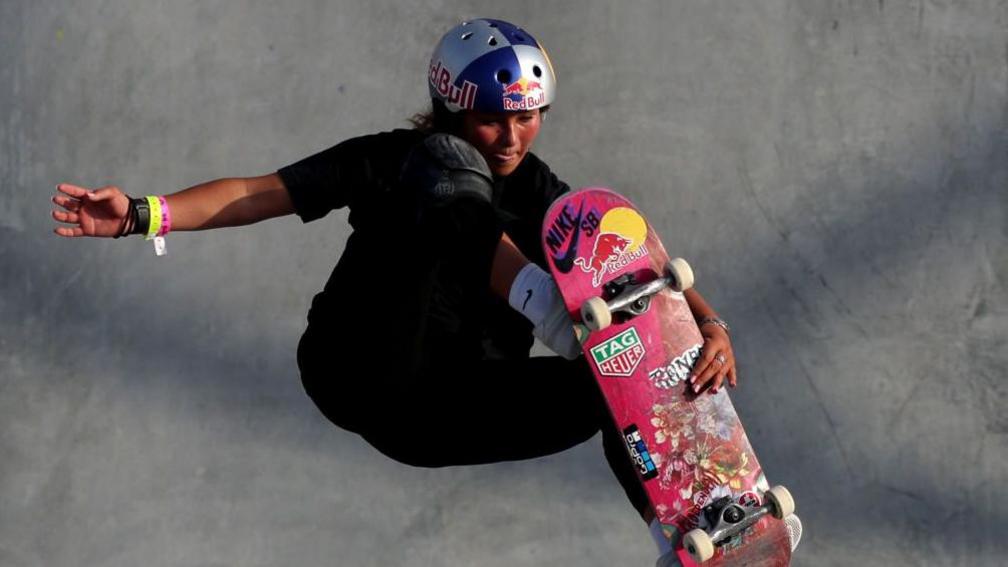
[52,173,294,238]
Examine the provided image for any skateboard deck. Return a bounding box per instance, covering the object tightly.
[541,188,791,566]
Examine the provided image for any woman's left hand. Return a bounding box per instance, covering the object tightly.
[688,323,736,394]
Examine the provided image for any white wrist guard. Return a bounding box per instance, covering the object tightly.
[508,263,581,360]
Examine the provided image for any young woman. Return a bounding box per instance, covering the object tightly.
[51,18,741,564]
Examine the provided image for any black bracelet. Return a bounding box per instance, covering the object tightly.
[114,195,134,238]
[130,197,150,236]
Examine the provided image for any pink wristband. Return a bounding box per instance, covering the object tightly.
[157,195,172,237]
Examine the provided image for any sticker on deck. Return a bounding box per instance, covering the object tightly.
[590,327,646,377]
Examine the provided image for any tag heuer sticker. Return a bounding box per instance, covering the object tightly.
[590,327,645,377]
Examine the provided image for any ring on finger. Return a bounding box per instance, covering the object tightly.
[715,353,727,365]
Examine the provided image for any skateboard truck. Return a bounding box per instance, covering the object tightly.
[580,258,694,332]
[682,485,795,564]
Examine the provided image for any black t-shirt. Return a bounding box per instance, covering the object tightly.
[277,129,570,358]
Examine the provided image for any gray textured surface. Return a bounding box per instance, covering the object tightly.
[3,1,1006,565]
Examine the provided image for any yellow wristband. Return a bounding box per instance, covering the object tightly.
[145,195,162,240]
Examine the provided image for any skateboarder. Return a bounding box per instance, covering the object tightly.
[50,18,741,564]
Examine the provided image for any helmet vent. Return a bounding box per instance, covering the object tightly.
[514,34,525,42]
[461,32,473,40]
[533,65,542,77]
[488,22,498,28]
[488,36,498,46]
[496,69,512,84]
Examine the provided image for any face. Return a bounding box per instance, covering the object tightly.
[459,109,542,177]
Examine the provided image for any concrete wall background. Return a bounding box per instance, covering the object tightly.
[2,1,1006,565]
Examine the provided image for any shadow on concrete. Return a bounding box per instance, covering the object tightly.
[3,114,1006,565]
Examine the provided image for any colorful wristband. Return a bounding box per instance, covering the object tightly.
[145,195,162,240]
[157,195,172,237]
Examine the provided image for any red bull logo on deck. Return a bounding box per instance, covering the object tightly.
[429,60,478,110]
[501,77,545,111]
[574,207,649,287]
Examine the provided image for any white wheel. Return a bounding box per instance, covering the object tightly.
[785,514,803,552]
[683,528,715,563]
[666,258,694,292]
[580,296,612,331]
[765,485,795,519]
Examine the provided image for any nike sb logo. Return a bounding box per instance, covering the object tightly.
[544,201,602,274]
[544,202,584,274]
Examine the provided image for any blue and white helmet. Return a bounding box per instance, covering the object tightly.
[428,18,557,114]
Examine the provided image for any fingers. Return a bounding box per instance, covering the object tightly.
[694,362,729,394]
[689,339,721,392]
[56,183,91,198]
[710,369,727,393]
[51,205,85,238]
[51,208,80,224]
[88,186,119,202]
[53,225,84,237]
[56,183,119,202]
[689,338,737,395]
[52,194,82,213]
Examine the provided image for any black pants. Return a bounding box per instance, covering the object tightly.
[296,196,649,518]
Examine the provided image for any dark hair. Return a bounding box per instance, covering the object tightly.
[408,100,464,134]
[409,101,551,134]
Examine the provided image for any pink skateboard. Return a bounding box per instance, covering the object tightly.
[542,188,794,566]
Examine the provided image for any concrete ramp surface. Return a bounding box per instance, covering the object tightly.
[2,1,1005,566]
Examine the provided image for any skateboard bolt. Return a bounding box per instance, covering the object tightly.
[724,506,744,523]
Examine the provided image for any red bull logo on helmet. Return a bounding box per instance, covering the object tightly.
[574,207,649,287]
[429,60,478,110]
[501,77,545,111]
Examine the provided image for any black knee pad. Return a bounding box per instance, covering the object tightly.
[399,134,493,207]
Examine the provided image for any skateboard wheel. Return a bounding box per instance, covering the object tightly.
[666,258,694,292]
[580,296,612,331]
[765,485,795,519]
[683,528,715,563]
[785,513,803,552]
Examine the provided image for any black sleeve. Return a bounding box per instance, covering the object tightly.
[491,152,572,271]
[534,164,571,268]
[541,166,571,209]
[277,129,423,223]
